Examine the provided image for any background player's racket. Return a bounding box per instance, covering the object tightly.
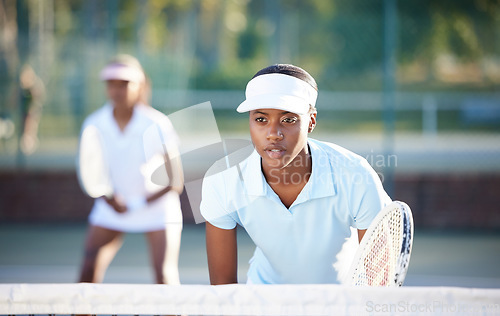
[346,201,414,287]
[77,125,113,199]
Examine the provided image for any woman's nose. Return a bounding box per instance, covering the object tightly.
[266,124,283,141]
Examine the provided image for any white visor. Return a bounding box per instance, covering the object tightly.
[237,73,317,115]
[99,63,145,83]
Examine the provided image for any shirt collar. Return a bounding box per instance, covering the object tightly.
[242,139,337,200]
[243,150,267,196]
[301,139,337,201]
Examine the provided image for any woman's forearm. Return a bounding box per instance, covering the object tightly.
[206,222,238,284]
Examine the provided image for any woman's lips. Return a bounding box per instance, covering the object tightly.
[264,145,286,159]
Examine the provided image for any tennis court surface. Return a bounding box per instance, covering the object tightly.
[1,223,500,315]
[1,223,499,287]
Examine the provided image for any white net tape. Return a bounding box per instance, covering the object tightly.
[1,284,499,316]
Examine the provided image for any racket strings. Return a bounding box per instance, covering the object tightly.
[363,227,390,286]
[356,208,403,286]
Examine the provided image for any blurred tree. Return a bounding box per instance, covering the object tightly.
[0,0,498,96]
[0,0,20,118]
[400,0,499,61]
[237,20,261,60]
[398,0,500,85]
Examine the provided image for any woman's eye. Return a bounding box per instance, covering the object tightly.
[255,117,266,122]
[282,117,297,123]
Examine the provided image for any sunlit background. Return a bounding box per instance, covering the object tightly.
[0,0,499,286]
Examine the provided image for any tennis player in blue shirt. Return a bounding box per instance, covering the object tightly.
[200,64,391,284]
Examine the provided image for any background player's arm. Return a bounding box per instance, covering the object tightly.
[146,144,184,204]
[160,145,184,194]
[104,195,127,213]
[206,222,238,284]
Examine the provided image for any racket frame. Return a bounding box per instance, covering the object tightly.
[346,200,414,287]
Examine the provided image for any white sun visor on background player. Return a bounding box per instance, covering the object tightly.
[237,73,318,115]
[99,63,145,83]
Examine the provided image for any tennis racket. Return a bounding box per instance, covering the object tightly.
[77,124,113,199]
[346,201,414,287]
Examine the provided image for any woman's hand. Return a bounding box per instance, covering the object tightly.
[103,195,127,213]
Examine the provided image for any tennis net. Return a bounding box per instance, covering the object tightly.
[1,283,499,316]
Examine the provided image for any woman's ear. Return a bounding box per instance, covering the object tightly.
[308,112,317,133]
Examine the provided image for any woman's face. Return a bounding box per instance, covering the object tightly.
[249,108,316,170]
[106,79,141,110]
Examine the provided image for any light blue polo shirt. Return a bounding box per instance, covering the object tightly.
[200,138,391,284]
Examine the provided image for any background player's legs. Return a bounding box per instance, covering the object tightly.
[146,225,182,284]
[79,225,123,283]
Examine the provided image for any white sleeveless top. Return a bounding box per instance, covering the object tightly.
[80,103,182,232]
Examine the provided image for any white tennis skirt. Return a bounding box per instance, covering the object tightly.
[88,191,183,232]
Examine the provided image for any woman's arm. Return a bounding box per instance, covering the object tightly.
[206,222,238,285]
[145,145,184,204]
[358,229,367,243]
[104,195,127,213]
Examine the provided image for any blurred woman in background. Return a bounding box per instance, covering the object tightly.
[77,54,184,284]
